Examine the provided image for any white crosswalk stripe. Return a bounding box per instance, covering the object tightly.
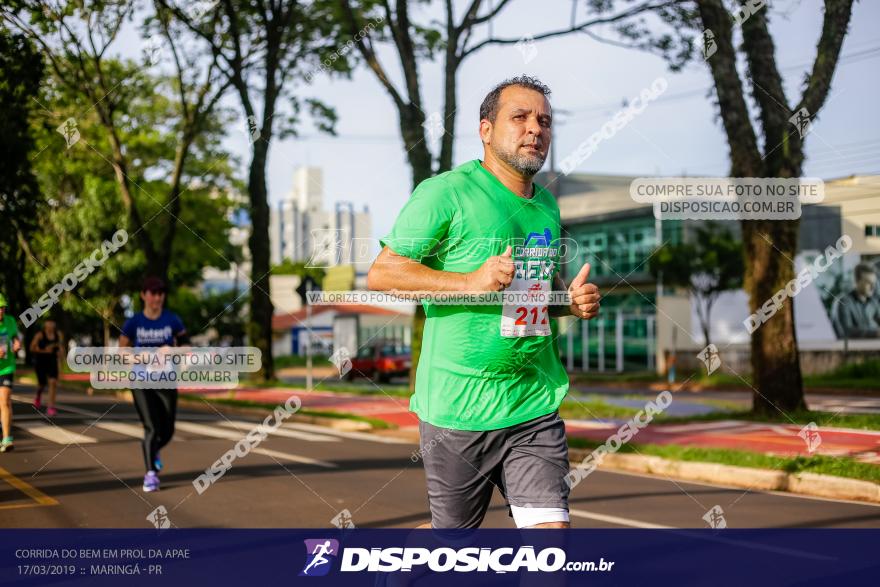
[568,508,674,529]
[283,422,412,444]
[219,420,340,442]
[10,395,405,449]
[173,421,336,468]
[92,421,182,441]
[250,447,337,468]
[14,422,98,445]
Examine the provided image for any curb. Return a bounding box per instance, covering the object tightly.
[569,449,880,504]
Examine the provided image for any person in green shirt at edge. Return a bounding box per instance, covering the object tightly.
[0,293,23,452]
[367,76,600,529]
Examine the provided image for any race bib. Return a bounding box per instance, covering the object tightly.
[500,276,550,337]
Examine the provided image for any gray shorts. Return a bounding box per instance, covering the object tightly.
[418,410,570,529]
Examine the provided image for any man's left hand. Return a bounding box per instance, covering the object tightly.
[568,263,600,320]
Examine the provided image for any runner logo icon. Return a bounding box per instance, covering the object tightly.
[300,539,339,577]
[524,228,552,247]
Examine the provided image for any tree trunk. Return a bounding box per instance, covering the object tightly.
[102,316,111,348]
[741,220,805,414]
[156,129,197,282]
[247,138,274,381]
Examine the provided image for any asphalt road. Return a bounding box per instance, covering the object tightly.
[2,385,879,530]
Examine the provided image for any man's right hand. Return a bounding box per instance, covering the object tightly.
[466,245,516,292]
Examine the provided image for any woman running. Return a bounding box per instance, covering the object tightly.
[119,277,188,492]
[30,320,62,417]
[0,293,22,453]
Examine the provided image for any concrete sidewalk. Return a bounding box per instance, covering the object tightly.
[182,385,880,464]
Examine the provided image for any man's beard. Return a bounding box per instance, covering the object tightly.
[491,141,546,177]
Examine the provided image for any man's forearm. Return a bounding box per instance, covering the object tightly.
[369,257,471,293]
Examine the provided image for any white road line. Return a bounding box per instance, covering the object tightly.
[14,422,98,445]
[173,421,335,468]
[219,421,341,442]
[251,447,337,469]
[284,422,412,444]
[92,421,183,442]
[174,421,256,441]
[568,508,674,529]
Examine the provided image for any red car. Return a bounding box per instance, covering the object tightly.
[347,342,411,383]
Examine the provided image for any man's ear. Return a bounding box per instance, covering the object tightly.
[479,119,492,144]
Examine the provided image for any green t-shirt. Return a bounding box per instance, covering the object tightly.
[381,159,569,431]
[0,314,19,376]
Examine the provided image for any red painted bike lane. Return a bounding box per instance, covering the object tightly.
[565,419,880,464]
[179,384,880,464]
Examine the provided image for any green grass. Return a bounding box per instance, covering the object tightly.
[803,359,880,390]
[570,371,663,384]
[660,409,880,431]
[558,396,644,420]
[567,438,880,484]
[573,360,880,391]
[614,393,743,412]
[688,361,880,391]
[560,394,743,421]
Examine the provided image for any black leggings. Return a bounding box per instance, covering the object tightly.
[131,389,177,473]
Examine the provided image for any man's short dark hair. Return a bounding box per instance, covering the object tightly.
[479,75,551,123]
[855,262,877,282]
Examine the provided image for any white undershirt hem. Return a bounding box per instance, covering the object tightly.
[510,506,569,528]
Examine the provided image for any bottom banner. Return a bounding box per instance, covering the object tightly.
[1,529,878,585]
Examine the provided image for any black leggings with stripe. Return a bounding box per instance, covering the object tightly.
[131,389,177,473]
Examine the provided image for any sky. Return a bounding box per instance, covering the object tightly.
[112,0,880,243]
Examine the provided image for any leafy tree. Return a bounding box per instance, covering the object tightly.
[573,0,855,413]
[0,27,43,313]
[165,288,248,345]
[160,0,347,381]
[25,59,242,344]
[3,0,231,282]
[337,0,677,388]
[271,259,326,286]
[650,222,743,348]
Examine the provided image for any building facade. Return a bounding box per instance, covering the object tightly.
[269,167,372,281]
[537,171,880,375]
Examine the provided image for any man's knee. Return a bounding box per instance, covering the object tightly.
[526,521,570,529]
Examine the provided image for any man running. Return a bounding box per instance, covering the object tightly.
[302,541,335,575]
[31,319,63,417]
[367,76,600,529]
[119,276,188,492]
[0,293,23,453]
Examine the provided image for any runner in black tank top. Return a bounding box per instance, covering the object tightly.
[30,320,61,417]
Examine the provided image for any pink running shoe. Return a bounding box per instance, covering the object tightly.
[33,396,42,410]
[47,406,57,417]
